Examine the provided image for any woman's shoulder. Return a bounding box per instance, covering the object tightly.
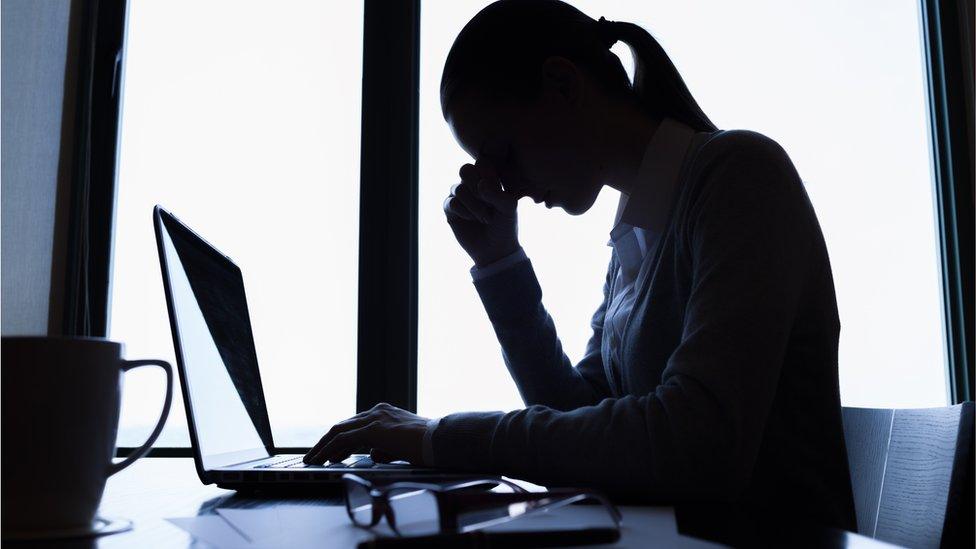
[684,127,801,191]
[694,128,793,168]
[676,127,808,223]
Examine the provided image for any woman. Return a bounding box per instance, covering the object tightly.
[306,0,856,536]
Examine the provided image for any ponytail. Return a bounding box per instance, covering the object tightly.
[598,18,718,132]
[441,0,718,133]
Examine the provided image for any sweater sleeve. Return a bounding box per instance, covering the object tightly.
[469,253,615,411]
[432,133,815,500]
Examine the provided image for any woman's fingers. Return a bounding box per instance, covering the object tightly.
[305,402,429,466]
[451,161,515,222]
[459,163,480,181]
[477,177,517,214]
[472,158,519,213]
[305,402,392,463]
[452,182,492,223]
[443,194,478,222]
[304,414,373,463]
[307,421,382,464]
[445,181,493,224]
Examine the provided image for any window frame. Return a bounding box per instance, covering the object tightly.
[53,0,970,458]
[356,0,421,415]
[920,0,974,403]
[52,0,127,339]
[54,0,420,458]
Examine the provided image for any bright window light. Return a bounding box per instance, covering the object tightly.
[111,0,363,447]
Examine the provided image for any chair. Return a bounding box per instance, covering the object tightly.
[842,403,974,548]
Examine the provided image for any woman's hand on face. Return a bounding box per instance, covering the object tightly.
[443,158,520,267]
[303,403,430,466]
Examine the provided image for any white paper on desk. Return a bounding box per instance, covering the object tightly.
[216,508,283,542]
[167,516,252,548]
[209,504,379,548]
[277,504,396,538]
[170,506,368,548]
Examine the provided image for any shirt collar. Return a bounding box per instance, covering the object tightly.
[611,117,698,236]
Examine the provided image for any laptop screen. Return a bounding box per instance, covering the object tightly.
[157,209,274,468]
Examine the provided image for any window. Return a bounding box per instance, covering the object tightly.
[108,1,951,449]
[111,0,363,447]
[417,0,948,416]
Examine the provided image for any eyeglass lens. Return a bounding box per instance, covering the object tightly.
[386,487,440,536]
[345,480,374,526]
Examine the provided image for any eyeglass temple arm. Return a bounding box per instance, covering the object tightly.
[368,477,524,495]
[444,477,527,493]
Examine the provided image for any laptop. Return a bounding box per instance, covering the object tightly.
[153,206,450,489]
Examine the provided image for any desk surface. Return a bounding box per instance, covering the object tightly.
[10,458,893,548]
[14,458,713,548]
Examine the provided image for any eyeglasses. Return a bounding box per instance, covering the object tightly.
[341,473,622,537]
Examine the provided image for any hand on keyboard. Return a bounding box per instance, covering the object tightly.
[319,455,374,468]
[303,402,430,466]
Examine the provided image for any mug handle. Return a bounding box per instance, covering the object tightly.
[107,359,174,477]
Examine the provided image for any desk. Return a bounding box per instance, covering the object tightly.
[12,459,893,548]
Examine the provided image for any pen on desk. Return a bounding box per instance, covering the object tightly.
[356,527,620,549]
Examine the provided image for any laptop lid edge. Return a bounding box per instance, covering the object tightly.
[153,206,277,480]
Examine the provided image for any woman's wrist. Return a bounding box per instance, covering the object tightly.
[421,417,441,467]
[471,247,528,281]
[473,243,522,268]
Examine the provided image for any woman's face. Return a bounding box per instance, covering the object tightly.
[444,75,605,215]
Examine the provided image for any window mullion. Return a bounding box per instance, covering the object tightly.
[357,0,421,412]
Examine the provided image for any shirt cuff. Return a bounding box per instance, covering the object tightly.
[421,417,441,466]
[470,248,528,281]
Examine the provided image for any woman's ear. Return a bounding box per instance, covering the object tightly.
[541,56,584,108]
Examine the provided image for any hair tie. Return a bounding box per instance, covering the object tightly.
[596,16,618,49]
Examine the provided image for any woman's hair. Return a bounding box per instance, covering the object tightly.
[440,0,718,132]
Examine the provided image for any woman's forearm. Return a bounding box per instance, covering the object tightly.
[473,255,613,411]
[430,374,744,501]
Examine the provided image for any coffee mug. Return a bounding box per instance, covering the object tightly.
[1,336,173,537]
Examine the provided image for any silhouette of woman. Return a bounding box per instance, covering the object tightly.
[308,0,856,538]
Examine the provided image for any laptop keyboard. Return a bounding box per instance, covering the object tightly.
[254,456,305,469]
[253,456,376,469]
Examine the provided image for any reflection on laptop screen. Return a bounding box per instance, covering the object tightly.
[159,214,273,468]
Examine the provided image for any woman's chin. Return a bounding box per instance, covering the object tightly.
[560,203,589,216]
[559,194,598,216]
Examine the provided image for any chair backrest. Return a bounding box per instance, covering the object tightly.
[842,403,973,549]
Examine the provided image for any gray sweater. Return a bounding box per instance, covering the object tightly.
[431,129,857,534]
